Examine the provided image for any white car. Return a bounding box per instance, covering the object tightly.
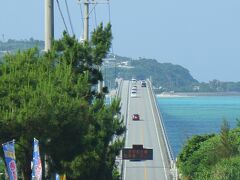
[131,91,137,97]
[132,86,137,91]
[131,78,137,83]
[131,89,137,93]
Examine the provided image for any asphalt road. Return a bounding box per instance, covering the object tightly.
[120,80,171,180]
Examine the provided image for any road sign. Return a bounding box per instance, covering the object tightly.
[122,145,153,160]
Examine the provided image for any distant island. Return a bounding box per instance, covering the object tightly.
[104,55,240,93]
[1,39,240,92]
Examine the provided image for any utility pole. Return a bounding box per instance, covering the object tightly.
[83,0,102,92]
[45,0,54,51]
[82,0,109,40]
[43,2,54,177]
[83,0,89,41]
[81,0,109,93]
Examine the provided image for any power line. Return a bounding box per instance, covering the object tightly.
[107,1,114,54]
[64,0,75,35]
[56,0,69,34]
[79,4,84,29]
[94,7,98,28]
[78,3,84,40]
[107,1,117,87]
[89,3,98,19]
[108,0,111,23]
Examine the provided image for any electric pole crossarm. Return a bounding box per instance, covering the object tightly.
[77,0,110,4]
[79,0,110,41]
[80,0,111,93]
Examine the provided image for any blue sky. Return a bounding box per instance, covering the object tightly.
[0,0,239,82]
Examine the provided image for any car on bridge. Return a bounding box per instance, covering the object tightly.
[132,114,140,121]
[131,78,137,83]
[141,81,146,87]
[132,85,137,91]
[131,91,137,97]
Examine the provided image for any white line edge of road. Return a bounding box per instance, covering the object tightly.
[147,83,168,180]
[123,81,131,180]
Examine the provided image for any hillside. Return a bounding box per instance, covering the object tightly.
[1,39,240,92]
[103,56,198,91]
[104,56,240,92]
[0,39,44,59]
[0,38,44,51]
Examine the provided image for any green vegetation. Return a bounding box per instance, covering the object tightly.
[105,56,198,91]
[2,40,240,92]
[0,38,44,52]
[105,56,240,92]
[0,38,44,62]
[0,159,4,180]
[177,119,240,180]
[198,80,240,92]
[0,24,125,180]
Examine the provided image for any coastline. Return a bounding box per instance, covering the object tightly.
[156,92,240,97]
[156,93,190,98]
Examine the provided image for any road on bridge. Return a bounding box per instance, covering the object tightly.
[120,80,172,180]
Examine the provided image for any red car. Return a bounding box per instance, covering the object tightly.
[132,114,140,121]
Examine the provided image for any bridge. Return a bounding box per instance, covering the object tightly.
[116,80,177,180]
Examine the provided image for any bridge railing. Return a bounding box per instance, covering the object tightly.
[116,79,123,98]
[147,80,175,165]
[114,79,128,180]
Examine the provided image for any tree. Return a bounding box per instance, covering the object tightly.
[0,159,4,180]
[0,23,124,180]
[53,23,112,87]
[237,118,240,128]
[177,119,240,180]
[218,119,234,158]
[198,156,240,180]
[177,134,215,178]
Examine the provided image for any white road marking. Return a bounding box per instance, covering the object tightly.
[147,84,168,180]
[124,81,131,180]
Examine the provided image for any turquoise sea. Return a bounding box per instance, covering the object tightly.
[157,96,240,159]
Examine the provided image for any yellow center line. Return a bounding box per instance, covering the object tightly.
[141,127,144,144]
[142,127,148,180]
[144,167,148,180]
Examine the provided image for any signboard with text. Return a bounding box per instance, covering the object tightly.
[122,145,153,160]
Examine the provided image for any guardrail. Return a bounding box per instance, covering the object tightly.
[118,80,178,179]
[122,81,130,180]
[147,80,175,164]
[147,80,179,179]
[116,79,123,98]
[116,80,130,180]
